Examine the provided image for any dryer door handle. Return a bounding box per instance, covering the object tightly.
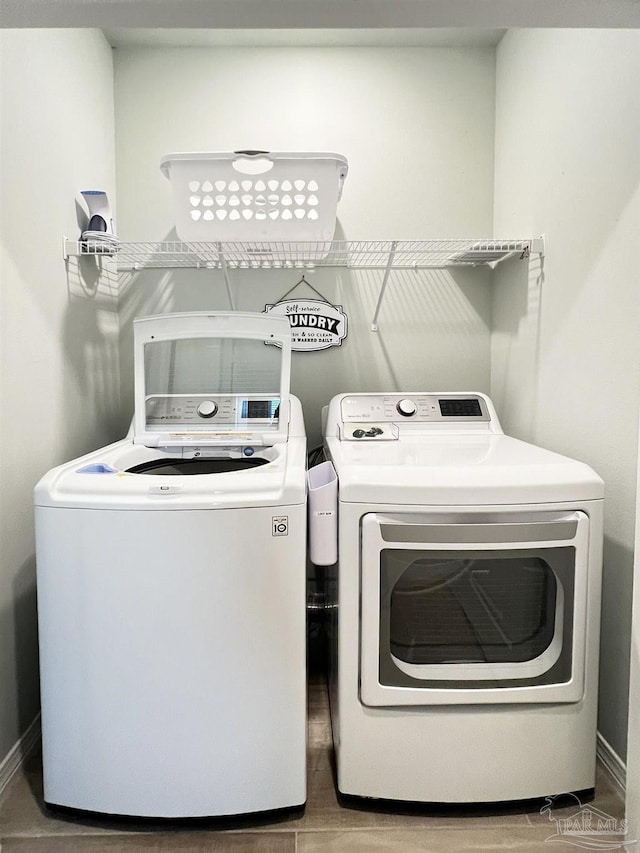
[379,518,579,545]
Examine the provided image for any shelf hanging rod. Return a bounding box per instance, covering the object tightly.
[217,243,236,311]
[371,241,398,332]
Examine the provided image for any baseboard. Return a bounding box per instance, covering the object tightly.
[597,731,626,799]
[0,714,41,801]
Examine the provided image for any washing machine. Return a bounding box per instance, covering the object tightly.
[323,391,603,803]
[35,312,307,818]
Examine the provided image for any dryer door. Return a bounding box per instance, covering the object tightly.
[360,510,590,706]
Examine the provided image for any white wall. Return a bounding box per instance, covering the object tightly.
[492,29,640,760]
[3,26,636,776]
[113,46,496,444]
[0,29,119,765]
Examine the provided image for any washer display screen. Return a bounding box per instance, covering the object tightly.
[241,400,279,420]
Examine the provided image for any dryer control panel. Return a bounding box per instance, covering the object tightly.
[340,394,490,423]
[333,393,498,440]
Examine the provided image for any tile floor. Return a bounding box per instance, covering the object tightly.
[0,676,626,852]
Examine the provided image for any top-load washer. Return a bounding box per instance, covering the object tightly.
[35,312,307,818]
[323,391,603,803]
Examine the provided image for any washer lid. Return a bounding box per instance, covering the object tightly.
[133,312,291,448]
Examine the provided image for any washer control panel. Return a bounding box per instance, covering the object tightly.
[145,395,280,428]
[340,394,490,424]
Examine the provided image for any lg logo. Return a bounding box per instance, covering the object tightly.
[272,516,289,536]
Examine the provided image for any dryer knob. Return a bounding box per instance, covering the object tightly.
[397,398,417,417]
[197,400,218,419]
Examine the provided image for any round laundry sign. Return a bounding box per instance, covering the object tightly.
[264,299,348,352]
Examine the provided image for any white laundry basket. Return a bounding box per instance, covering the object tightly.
[307,461,338,566]
[161,150,348,246]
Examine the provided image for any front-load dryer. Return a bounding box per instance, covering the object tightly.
[35,312,307,818]
[323,391,603,803]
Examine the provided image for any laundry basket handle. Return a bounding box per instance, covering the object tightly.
[232,150,275,175]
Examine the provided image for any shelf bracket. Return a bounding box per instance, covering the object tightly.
[217,243,236,311]
[371,241,398,332]
[530,236,545,256]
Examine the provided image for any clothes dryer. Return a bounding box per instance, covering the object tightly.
[323,392,603,803]
[35,313,307,818]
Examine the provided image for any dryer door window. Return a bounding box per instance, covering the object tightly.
[383,549,569,682]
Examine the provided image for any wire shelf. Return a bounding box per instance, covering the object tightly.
[64,238,544,272]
